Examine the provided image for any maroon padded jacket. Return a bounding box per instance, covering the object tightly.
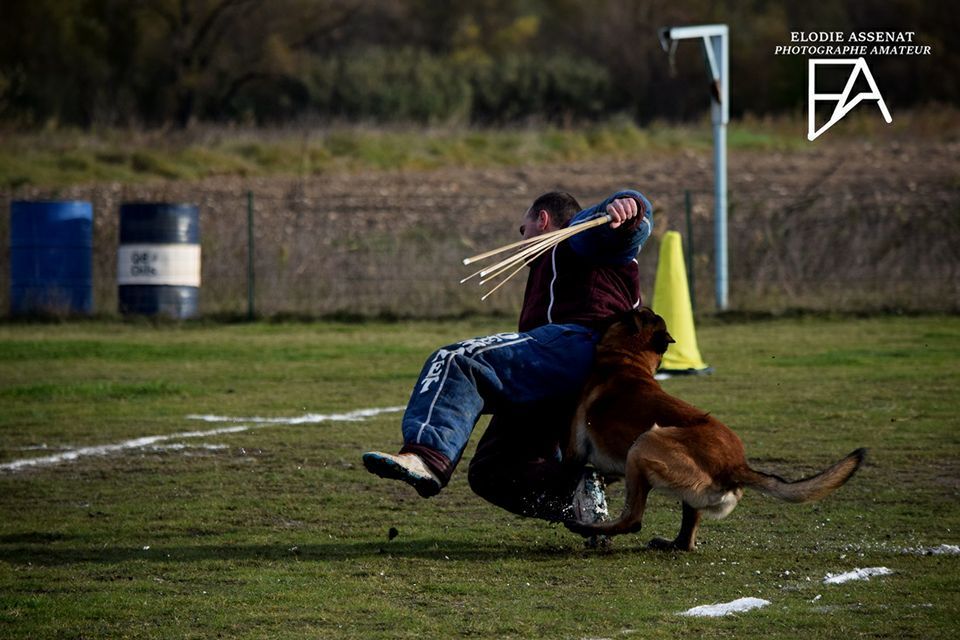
[517,190,652,332]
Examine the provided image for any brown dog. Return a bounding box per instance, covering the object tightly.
[564,307,865,550]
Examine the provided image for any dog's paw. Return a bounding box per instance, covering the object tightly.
[647,537,680,551]
[584,534,613,550]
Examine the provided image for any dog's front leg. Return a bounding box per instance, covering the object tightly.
[648,502,701,551]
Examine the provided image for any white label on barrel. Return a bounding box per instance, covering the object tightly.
[117,244,201,286]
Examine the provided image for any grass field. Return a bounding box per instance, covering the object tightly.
[0,315,958,638]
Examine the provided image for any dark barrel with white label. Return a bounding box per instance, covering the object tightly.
[10,200,94,315]
[117,203,201,318]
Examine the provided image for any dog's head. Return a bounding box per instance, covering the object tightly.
[598,307,675,357]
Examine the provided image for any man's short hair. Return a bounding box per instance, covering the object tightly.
[530,191,581,227]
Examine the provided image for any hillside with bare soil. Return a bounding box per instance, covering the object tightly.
[2,139,957,317]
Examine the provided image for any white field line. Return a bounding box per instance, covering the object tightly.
[2,405,404,473]
[823,567,893,585]
[902,544,959,556]
[679,597,771,617]
[146,443,230,452]
[186,406,405,425]
[840,540,960,556]
[0,425,249,472]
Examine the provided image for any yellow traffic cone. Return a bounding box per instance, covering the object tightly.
[652,231,711,375]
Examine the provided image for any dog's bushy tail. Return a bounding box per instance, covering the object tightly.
[739,448,867,503]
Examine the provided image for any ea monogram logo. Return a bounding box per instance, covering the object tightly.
[808,57,893,141]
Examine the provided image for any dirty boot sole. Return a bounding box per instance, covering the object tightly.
[362,452,441,498]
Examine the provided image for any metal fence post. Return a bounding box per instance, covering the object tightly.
[247,190,255,320]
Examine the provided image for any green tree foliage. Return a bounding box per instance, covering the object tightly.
[311,48,472,123]
[0,0,955,128]
[467,53,613,123]
[0,0,141,125]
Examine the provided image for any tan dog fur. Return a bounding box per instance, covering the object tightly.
[565,307,866,550]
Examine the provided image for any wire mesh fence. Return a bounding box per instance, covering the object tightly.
[1,150,957,318]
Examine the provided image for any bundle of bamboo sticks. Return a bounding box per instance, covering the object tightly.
[460,214,612,300]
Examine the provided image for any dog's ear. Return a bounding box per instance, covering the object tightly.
[651,328,675,355]
[598,309,640,337]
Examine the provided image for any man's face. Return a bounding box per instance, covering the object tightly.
[519,207,551,240]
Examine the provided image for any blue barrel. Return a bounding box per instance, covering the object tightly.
[117,203,201,319]
[10,201,94,315]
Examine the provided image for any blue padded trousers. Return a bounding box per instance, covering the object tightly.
[400,323,598,478]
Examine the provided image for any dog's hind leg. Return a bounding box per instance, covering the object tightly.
[565,459,652,538]
[648,502,702,551]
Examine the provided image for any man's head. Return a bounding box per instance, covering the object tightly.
[520,191,581,240]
